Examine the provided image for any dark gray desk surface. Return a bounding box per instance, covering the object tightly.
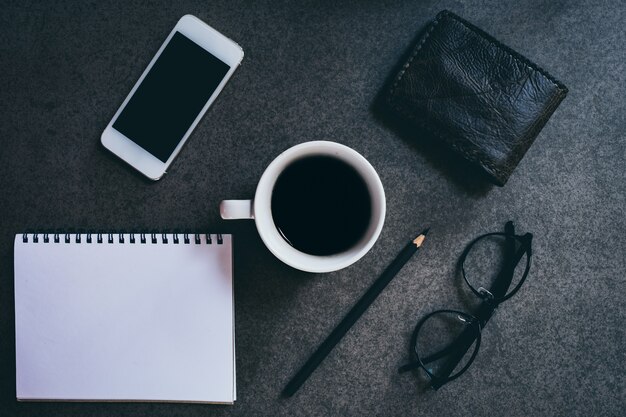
[1,1,624,416]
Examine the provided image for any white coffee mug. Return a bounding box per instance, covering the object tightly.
[220,141,386,273]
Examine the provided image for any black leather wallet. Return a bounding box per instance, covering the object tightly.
[385,10,568,185]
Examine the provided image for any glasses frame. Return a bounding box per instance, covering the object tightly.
[460,232,532,304]
[409,309,483,387]
[400,221,533,390]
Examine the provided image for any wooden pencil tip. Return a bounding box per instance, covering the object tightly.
[412,228,429,247]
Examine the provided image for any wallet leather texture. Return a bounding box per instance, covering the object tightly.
[385,10,568,185]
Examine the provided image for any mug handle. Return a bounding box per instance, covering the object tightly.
[220,200,254,220]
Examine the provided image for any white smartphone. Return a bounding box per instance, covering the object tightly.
[101,15,244,180]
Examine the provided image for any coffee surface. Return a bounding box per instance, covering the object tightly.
[271,156,372,256]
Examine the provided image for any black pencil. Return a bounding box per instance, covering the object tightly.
[282,228,430,397]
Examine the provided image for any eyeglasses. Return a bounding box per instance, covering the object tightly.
[399,221,533,390]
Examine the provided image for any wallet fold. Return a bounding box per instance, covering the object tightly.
[385,10,568,185]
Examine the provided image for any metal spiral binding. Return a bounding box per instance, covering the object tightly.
[21,232,223,244]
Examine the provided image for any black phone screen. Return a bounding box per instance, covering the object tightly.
[113,32,230,162]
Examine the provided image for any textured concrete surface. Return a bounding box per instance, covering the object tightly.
[0,1,624,416]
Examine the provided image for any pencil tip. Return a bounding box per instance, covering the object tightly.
[412,228,429,247]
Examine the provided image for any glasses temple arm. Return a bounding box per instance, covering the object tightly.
[485,222,518,299]
[421,338,466,364]
[399,317,480,374]
[426,323,479,388]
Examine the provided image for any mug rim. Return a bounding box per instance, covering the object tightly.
[253,141,385,273]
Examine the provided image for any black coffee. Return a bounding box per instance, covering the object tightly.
[271,155,372,256]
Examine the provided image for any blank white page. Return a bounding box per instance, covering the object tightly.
[14,233,234,403]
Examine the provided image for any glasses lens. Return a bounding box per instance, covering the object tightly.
[463,234,528,300]
[415,311,480,383]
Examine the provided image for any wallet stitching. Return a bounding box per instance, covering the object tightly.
[386,10,568,182]
[388,17,442,99]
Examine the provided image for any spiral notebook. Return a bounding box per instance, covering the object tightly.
[14,232,235,404]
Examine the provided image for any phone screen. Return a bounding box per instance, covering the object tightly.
[113,32,230,162]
